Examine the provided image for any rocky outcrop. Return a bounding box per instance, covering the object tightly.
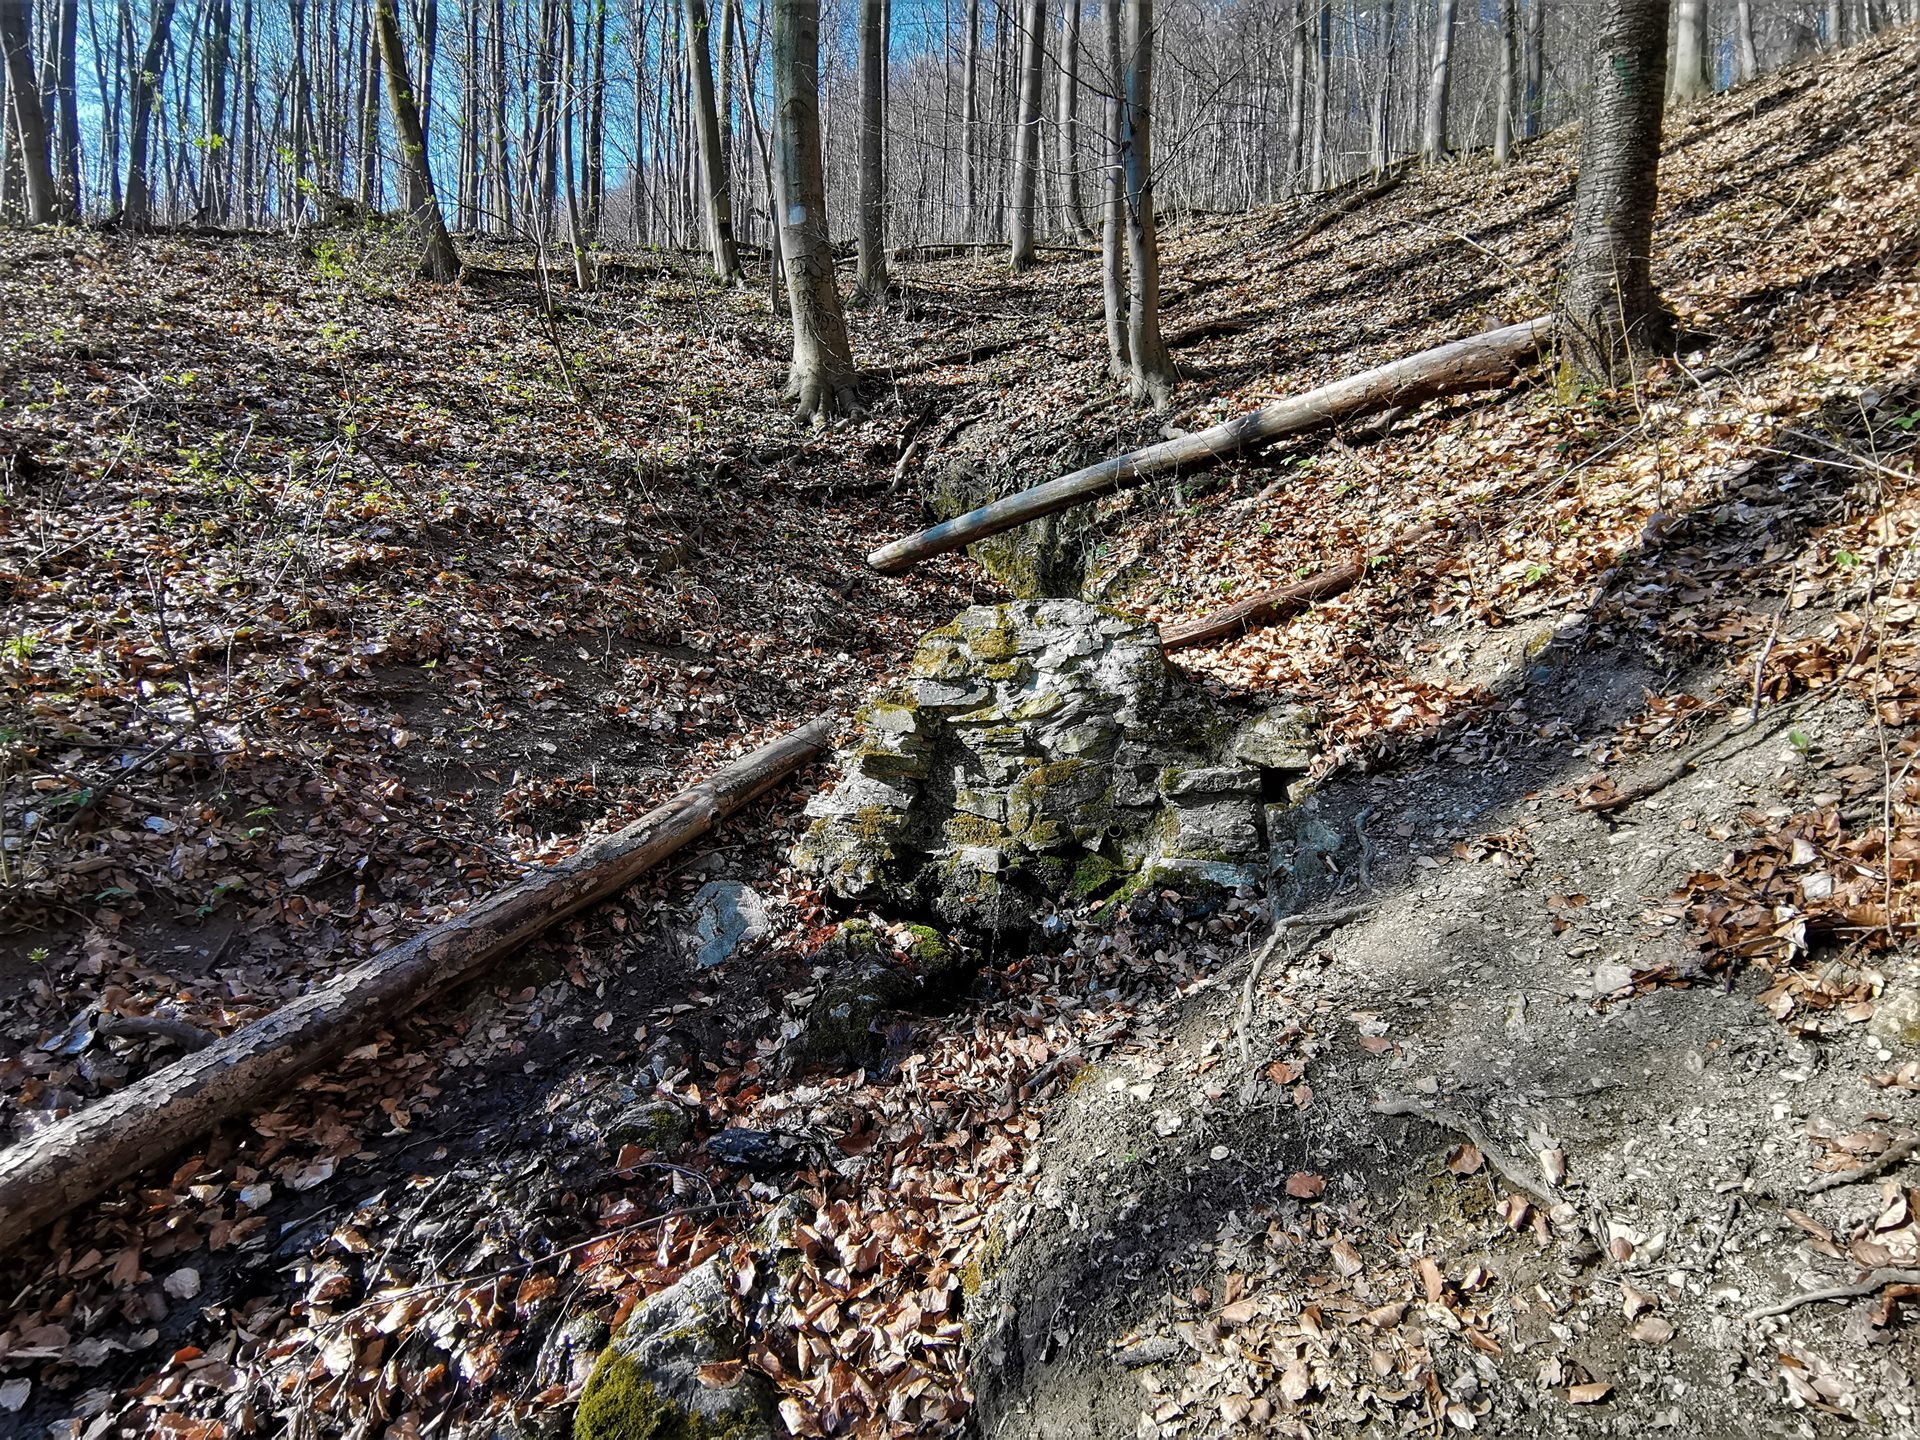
[792,601,1320,932]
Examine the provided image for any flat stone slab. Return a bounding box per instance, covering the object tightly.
[687,879,770,968]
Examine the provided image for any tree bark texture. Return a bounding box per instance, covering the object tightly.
[685,0,741,278]
[0,717,837,1256]
[1120,0,1175,407]
[1494,0,1516,164]
[1421,0,1455,162]
[0,0,58,222]
[374,0,461,280]
[1562,0,1671,382]
[1670,0,1708,101]
[774,0,857,419]
[121,0,181,227]
[855,0,887,296]
[1099,0,1128,378]
[1008,0,1045,269]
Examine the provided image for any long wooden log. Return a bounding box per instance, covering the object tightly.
[0,716,838,1253]
[1158,559,1364,651]
[1157,520,1441,651]
[866,316,1555,575]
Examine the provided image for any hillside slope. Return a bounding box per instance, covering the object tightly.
[0,27,1915,1440]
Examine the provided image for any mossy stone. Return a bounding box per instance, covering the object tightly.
[574,1353,763,1440]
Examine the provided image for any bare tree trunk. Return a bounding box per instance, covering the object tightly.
[1119,0,1174,407]
[373,0,460,279]
[773,0,857,420]
[1732,0,1757,82]
[488,0,509,234]
[1562,0,1671,382]
[1368,0,1395,175]
[358,0,380,205]
[1054,0,1088,239]
[1521,0,1544,138]
[962,0,980,237]
[1308,0,1328,188]
[53,0,80,213]
[558,0,591,285]
[684,0,740,277]
[1420,0,1455,162]
[122,0,181,227]
[1008,0,1044,267]
[1099,0,1126,377]
[1285,0,1304,189]
[1,0,57,221]
[855,0,887,296]
[1493,0,1515,162]
[584,0,605,233]
[1670,0,1707,100]
[198,0,230,218]
[1823,0,1845,47]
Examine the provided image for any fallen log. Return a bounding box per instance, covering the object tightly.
[0,716,838,1254]
[866,316,1555,574]
[1157,520,1440,651]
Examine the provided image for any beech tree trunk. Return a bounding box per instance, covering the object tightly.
[1670,0,1708,101]
[685,0,741,278]
[1368,0,1395,175]
[1008,0,1045,269]
[0,718,836,1256]
[868,317,1554,572]
[855,0,887,296]
[1421,0,1455,162]
[1562,0,1671,382]
[1120,0,1175,407]
[374,0,461,280]
[53,0,81,212]
[773,0,857,420]
[0,0,58,222]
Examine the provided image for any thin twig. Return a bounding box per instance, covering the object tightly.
[1372,1094,1561,1208]
[1807,1134,1920,1195]
[1745,1267,1920,1321]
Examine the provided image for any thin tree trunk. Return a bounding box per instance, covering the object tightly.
[1732,0,1757,82]
[558,0,591,285]
[1670,0,1707,100]
[855,0,887,296]
[53,0,79,212]
[1285,0,1305,189]
[1368,0,1395,175]
[684,0,740,276]
[1308,0,1328,189]
[1562,0,1671,382]
[1099,0,1126,377]
[1,0,57,221]
[773,0,856,420]
[488,0,509,234]
[1420,0,1454,162]
[1521,0,1543,137]
[584,0,605,233]
[373,0,460,278]
[198,0,230,218]
[122,0,181,227]
[1056,0,1087,238]
[1008,0,1044,267]
[1493,0,1515,162]
[1119,0,1173,407]
[962,0,979,236]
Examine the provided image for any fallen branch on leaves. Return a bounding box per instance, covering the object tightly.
[1745,1267,1920,1321]
[0,715,838,1254]
[1160,520,1441,651]
[866,316,1555,574]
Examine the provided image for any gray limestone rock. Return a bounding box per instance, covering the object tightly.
[686,880,771,969]
[792,601,1326,930]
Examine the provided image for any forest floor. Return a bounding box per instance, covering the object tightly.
[2,25,1919,1440]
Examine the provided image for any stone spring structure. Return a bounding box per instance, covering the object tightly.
[793,601,1324,931]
